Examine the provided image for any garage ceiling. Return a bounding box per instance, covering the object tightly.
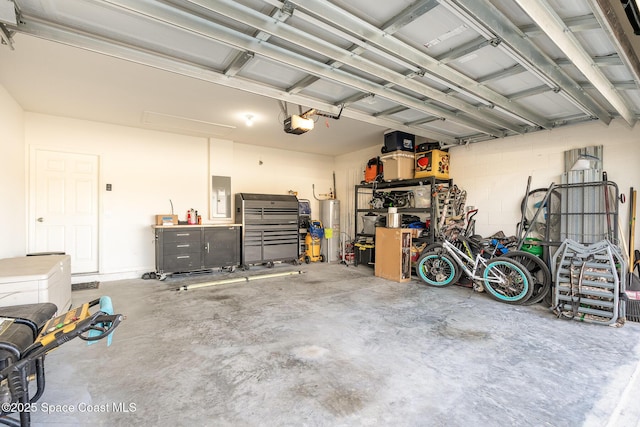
[0,0,639,155]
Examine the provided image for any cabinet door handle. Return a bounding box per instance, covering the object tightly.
[176,233,190,236]
[176,244,190,248]
[176,256,190,259]
[205,242,210,253]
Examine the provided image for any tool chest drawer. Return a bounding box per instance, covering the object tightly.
[163,240,201,256]
[162,253,201,271]
[162,230,201,244]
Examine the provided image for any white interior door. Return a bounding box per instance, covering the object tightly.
[30,149,99,274]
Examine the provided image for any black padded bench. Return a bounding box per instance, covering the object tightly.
[0,303,57,427]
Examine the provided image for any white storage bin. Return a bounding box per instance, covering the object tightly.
[0,255,72,313]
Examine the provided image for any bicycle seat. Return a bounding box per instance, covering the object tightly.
[467,235,489,247]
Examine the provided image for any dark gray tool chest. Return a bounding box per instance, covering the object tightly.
[235,193,300,268]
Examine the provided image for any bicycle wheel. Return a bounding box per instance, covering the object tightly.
[416,252,460,286]
[482,258,533,304]
[422,242,445,254]
[501,250,551,305]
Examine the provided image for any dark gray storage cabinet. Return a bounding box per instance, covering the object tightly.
[235,193,299,268]
[204,227,239,267]
[154,225,240,277]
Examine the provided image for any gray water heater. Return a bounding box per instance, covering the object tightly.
[319,199,340,263]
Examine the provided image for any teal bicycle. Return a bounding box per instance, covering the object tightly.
[416,236,534,305]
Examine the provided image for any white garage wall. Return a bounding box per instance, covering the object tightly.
[230,142,335,218]
[22,114,336,280]
[25,113,210,279]
[0,86,26,259]
[449,120,640,243]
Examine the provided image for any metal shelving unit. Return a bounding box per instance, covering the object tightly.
[353,177,451,266]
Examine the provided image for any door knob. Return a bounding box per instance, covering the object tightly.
[37,217,44,222]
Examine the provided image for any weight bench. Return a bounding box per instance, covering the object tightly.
[0,299,122,427]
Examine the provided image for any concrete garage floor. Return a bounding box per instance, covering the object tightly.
[27,262,640,427]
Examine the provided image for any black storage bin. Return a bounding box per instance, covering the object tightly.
[382,131,415,153]
[355,242,375,267]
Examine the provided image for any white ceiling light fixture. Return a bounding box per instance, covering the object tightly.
[245,114,254,127]
[513,0,637,126]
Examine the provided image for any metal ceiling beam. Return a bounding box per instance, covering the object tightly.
[337,92,374,106]
[551,114,600,128]
[224,51,253,77]
[0,23,13,49]
[98,0,469,132]
[286,44,365,95]
[475,56,622,87]
[224,3,293,77]
[0,0,15,50]
[95,0,485,138]
[445,0,613,125]
[407,116,443,126]
[381,0,439,34]
[374,106,410,117]
[436,16,612,74]
[476,64,526,84]
[508,79,638,102]
[588,0,640,92]
[267,0,495,111]
[444,50,621,83]
[520,14,601,36]
[13,15,456,143]
[190,0,512,136]
[267,0,429,95]
[507,85,555,101]
[259,0,503,128]
[555,55,623,67]
[286,0,438,95]
[281,0,553,129]
[435,36,493,64]
[287,74,319,94]
[580,80,639,90]
[513,0,636,126]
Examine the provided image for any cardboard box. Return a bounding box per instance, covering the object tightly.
[381,151,415,181]
[415,149,450,180]
[155,214,178,226]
